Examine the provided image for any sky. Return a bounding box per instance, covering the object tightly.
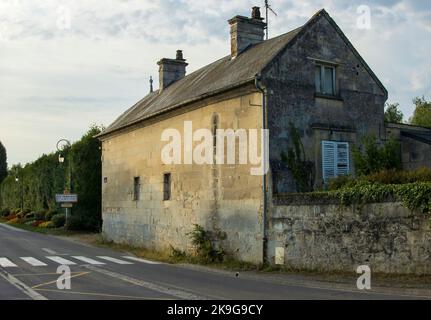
[0,0,430,166]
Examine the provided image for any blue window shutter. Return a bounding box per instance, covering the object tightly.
[322,141,336,183]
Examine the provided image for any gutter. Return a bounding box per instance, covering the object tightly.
[255,74,268,265]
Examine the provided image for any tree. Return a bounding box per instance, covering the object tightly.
[0,141,7,208]
[353,135,401,176]
[384,103,403,123]
[0,141,6,184]
[410,96,431,128]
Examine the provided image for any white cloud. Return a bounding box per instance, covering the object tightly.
[0,0,430,165]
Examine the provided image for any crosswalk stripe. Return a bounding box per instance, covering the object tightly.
[0,258,17,268]
[46,256,76,265]
[122,256,161,265]
[20,257,47,267]
[72,256,105,265]
[97,256,134,265]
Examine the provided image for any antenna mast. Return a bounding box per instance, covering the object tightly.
[264,0,278,40]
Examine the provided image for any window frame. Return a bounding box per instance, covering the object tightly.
[315,63,337,96]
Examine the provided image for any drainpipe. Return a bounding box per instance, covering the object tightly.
[255,74,268,265]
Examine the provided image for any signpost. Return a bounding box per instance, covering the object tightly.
[55,193,78,228]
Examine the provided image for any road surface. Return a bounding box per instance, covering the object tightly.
[0,223,426,300]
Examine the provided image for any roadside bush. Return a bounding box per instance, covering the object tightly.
[52,213,66,228]
[32,220,44,227]
[45,210,57,222]
[187,224,225,263]
[6,217,19,224]
[0,208,10,217]
[38,221,54,228]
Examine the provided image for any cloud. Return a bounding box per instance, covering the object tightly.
[0,0,430,165]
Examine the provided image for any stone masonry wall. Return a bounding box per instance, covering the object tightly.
[268,202,431,274]
[101,91,264,263]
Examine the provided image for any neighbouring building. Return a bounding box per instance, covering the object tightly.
[97,7,430,264]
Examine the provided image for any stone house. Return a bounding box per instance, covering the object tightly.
[97,8,424,263]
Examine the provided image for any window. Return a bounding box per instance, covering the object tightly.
[315,64,336,95]
[163,173,171,201]
[212,114,219,156]
[133,177,140,201]
[322,141,350,183]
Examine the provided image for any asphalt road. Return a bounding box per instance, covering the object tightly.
[0,223,426,300]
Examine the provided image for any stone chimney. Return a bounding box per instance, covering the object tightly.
[228,7,266,59]
[157,50,188,90]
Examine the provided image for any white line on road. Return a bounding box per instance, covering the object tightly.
[122,256,162,265]
[0,223,27,232]
[72,256,105,265]
[0,258,17,268]
[20,257,48,267]
[46,256,76,265]
[0,268,47,300]
[42,248,57,255]
[84,265,205,300]
[97,256,134,265]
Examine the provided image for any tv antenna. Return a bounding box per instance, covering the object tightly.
[264,0,278,40]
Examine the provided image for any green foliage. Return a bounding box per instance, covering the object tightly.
[281,123,314,192]
[52,213,66,228]
[0,125,103,231]
[336,182,431,213]
[384,103,404,123]
[410,96,431,128]
[187,224,225,263]
[352,135,401,176]
[0,141,6,184]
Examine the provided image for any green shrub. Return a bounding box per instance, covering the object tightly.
[0,208,10,217]
[44,210,57,222]
[52,214,66,228]
[187,224,225,263]
[335,181,431,213]
[353,135,401,176]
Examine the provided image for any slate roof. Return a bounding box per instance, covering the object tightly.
[98,8,387,138]
[401,129,431,145]
[98,26,303,137]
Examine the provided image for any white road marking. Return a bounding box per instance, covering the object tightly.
[0,268,47,300]
[0,258,17,268]
[122,256,161,265]
[72,256,105,265]
[84,265,205,300]
[46,256,76,265]
[42,248,57,255]
[20,257,47,267]
[96,256,133,265]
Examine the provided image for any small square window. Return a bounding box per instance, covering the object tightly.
[163,173,171,201]
[133,177,140,201]
[315,64,336,96]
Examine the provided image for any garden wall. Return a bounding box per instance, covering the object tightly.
[268,198,431,275]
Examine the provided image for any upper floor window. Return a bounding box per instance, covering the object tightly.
[315,64,336,96]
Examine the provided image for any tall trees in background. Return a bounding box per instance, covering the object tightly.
[0,141,7,208]
[0,125,103,231]
[384,96,431,128]
[410,96,431,128]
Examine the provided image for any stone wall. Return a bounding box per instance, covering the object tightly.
[100,90,264,263]
[262,13,386,192]
[268,201,431,274]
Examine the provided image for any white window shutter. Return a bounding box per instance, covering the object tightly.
[322,141,335,183]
